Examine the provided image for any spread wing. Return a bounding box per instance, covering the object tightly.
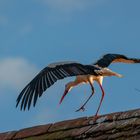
[94,54,140,68]
[16,62,100,110]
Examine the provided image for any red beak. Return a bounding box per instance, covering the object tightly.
[59,90,69,104]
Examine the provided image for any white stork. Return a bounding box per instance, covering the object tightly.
[16,54,140,120]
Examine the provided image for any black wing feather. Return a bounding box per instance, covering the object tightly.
[16,62,100,110]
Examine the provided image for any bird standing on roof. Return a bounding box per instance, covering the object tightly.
[16,54,140,121]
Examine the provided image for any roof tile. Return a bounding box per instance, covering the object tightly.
[0,131,17,140]
[1,108,140,140]
[14,123,52,139]
[48,117,87,132]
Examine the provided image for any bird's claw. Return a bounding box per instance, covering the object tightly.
[75,106,85,112]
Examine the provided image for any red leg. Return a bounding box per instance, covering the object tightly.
[76,82,94,112]
[59,90,69,104]
[94,83,105,121]
[75,93,93,112]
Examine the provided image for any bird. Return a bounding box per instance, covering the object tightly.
[16,53,140,120]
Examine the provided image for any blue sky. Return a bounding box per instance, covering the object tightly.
[0,0,140,132]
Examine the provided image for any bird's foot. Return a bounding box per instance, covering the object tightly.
[93,115,100,122]
[75,106,85,112]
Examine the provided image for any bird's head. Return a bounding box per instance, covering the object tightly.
[59,81,74,104]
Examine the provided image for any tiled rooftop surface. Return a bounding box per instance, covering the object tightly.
[1,108,140,140]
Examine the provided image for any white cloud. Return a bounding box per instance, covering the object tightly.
[0,57,38,90]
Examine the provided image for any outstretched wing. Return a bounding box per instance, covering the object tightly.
[94,54,140,68]
[16,62,99,110]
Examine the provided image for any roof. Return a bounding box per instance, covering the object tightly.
[1,108,140,140]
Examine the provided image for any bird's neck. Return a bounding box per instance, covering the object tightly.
[69,81,79,87]
[66,81,79,91]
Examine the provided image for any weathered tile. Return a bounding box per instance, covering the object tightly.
[14,124,52,139]
[35,126,91,140]
[0,131,17,140]
[1,108,140,140]
[49,117,87,132]
[118,109,140,120]
[86,121,117,136]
